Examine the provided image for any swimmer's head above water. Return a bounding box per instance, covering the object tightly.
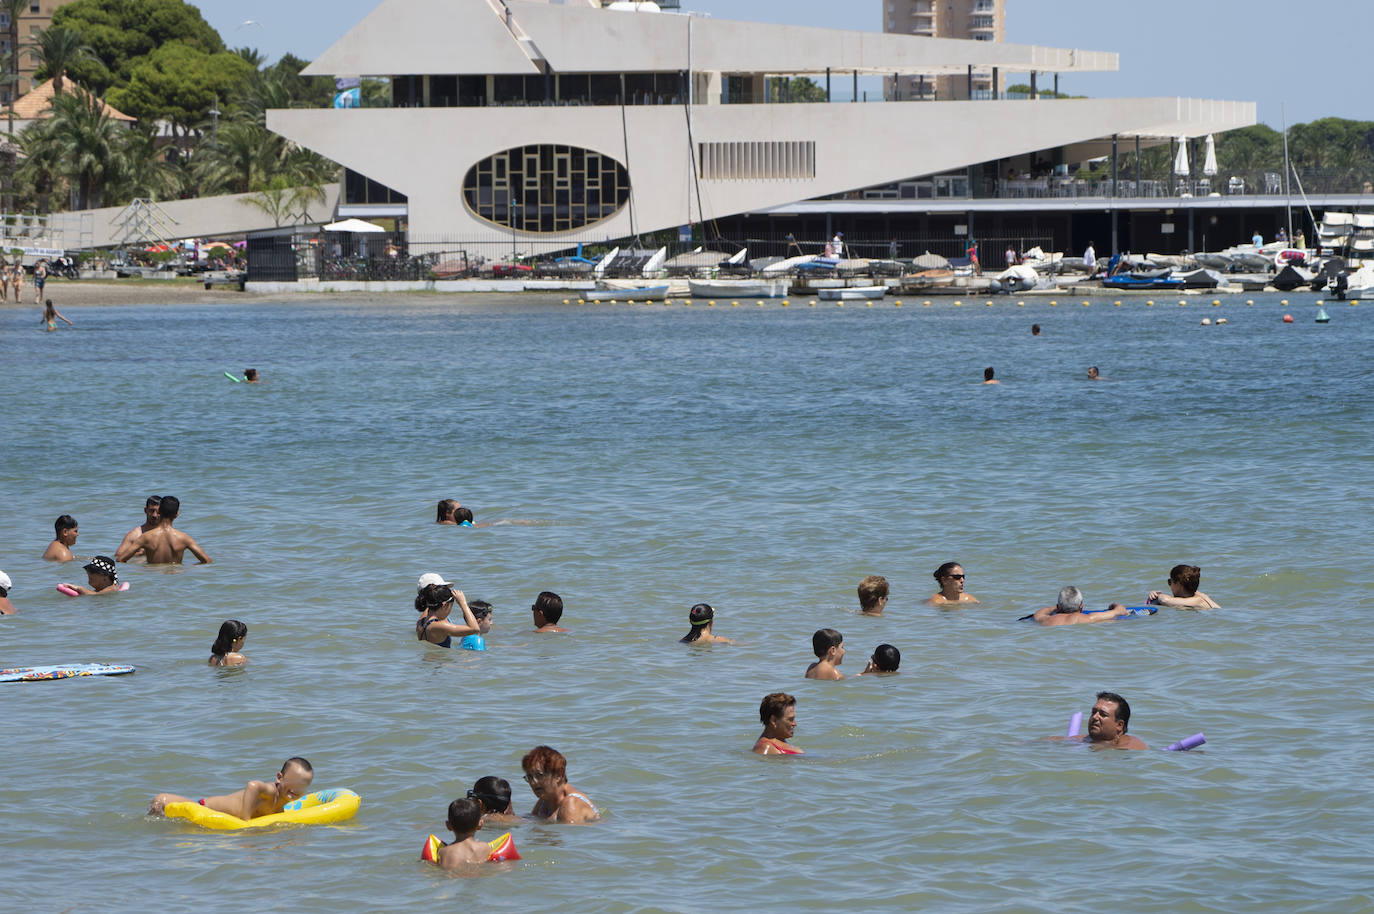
[858,575,889,614]
[681,602,714,642]
[467,776,513,816]
[1055,586,1084,614]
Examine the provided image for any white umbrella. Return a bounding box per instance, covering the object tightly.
[323,218,387,233]
[1203,134,1218,176]
[1173,138,1190,177]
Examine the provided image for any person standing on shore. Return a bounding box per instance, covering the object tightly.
[33,259,49,305]
[10,257,23,303]
[1083,241,1096,275]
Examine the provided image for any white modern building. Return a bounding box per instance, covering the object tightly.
[268,0,1255,253]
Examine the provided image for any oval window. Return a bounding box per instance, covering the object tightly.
[463,145,630,234]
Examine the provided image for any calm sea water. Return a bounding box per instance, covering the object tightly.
[2,291,1372,912]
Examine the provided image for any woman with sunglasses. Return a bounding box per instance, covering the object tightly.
[521,746,599,824]
[926,562,980,605]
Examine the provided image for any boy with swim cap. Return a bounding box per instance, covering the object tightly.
[149,757,314,819]
[805,629,845,680]
[64,555,121,595]
[426,798,493,868]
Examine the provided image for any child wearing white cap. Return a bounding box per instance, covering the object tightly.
[0,570,15,614]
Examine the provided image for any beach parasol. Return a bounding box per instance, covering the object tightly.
[202,241,234,252]
[1173,138,1190,177]
[323,218,386,233]
[1203,134,1218,177]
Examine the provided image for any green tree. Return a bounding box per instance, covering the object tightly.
[191,120,279,195]
[20,90,126,209]
[115,123,182,202]
[768,77,826,103]
[3,0,25,134]
[106,42,253,136]
[50,0,225,95]
[26,26,97,95]
[244,174,327,227]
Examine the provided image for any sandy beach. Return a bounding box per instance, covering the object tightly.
[0,280,246,308]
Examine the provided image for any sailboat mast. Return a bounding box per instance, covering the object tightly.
[1282,103,1293,246]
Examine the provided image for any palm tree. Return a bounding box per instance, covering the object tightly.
[26,25,95,96]
[192,120,280,195]
[26,90,126,209]
[116,124,183,202]
[3,0,26,135]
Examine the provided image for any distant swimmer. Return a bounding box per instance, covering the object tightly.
[982,366,1000,385]
[680,602,733,644]
[1147,564,1220,610]
[1078,692,1146,750]
[42,514,80,562]
[243,368,260,383]
[415,580,482,648]
[860,643,901,675]
[114,495,211,564]
[467,776,518,826]
[858,574,889,616]
[522,745,599,823]
[41,298,73,331]
[926,562,979,606]
[805,628,845,680]
[1030,586,1132,625]
[209,620,248,667]
[62,555,121,595]
[117,495,161,561]
[424,798,497,868]
[0,569,15,614]
[531,591,569,633]
[753,692,802,755]
[436,498,460,524]
[454,506,475,527]
[149,756,314,817]
[1031,323,1042,337]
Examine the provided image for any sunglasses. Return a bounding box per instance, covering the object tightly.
[945,573,965,580]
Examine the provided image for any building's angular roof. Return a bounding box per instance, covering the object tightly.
[12,76,136,122]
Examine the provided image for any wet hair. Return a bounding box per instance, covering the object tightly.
[857,575,888,612]
[871,643,901,672]
[521,745,567,781]
[446,796,483,834]
[932,562,963,583]
[415,583,454,612]
[54,514,77,536]
[469,776,512,814]
[468,599,493,619]
[436,499,457,522]
[1170,564,1201,596]
[1096,691,1131,732]
[681,603,714,642]
[211,620,247,658]
[454,506,474,525]
[533,591,563,624]
[281,756,313,776]
[759,692,796,725]
[158,496,180,520]
[1056,586,1084,613]
[145,495,162,508]
[244,368,258,381]
[811,628,843,659]
[983,366,996,381]
[1031,324,1041,334]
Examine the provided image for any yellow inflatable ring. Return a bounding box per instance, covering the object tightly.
[164,788,361,830]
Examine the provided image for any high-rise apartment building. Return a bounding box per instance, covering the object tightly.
[1,0,63,106]
[884,0,1006,100]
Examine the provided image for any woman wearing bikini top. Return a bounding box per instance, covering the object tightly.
[415,579,482,648]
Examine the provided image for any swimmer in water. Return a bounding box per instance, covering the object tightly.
[209,620,248,667]
[858,575,889,616]
[522,745,599,823]
[0,569,16,615]
[467,776,519,826]
[116,495,161,562]
[1147,564,1220,610]
[454,506,474,527]
[62,555,121,595]
[1079,692,1146,750]
[805,628,845,680]
[983,366,1000,385]
[680,602,733,644]
[415,581,482,648]
[1030,586,1131,625]
[243,368,259,383]
[531,591,569,633]
[114,495,211,564]
[926,562,979,605]
[149,757,314,817]
[425,798,494,868]
[41,298,72,331]
[42,514,79,562]
[436,499,460,524]
[1087,365,1103,380]
[860,643,901,675]
[753,692,802,755]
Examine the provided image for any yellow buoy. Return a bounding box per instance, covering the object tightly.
[954,300,963,306]
[894,301,902,307]
[1212,299,1221,306]
[1316,300,1324,305]
[707,301,714,307]
[756,300,764,306]
[986,300,994,306]
[809,302,816,307]
[866,302,873,307]
[1017,300,1024,307]
[731,300,740,306]
[1280,299,1288,305]
[781,301,789,307]
[1178,300,1186,306]
[1246,299,1254,306]
[562,299,570,304]
[1146,300,1154,306]
[923,300,932,307]
[1050,300,1058,307]
[1114,300,1122,306]
[577,298,585,304]
[1082,300,1090,306]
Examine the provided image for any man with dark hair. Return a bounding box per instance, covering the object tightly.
[43,515,80,561]
[531,591,568,632]
[1148,564,1219,609]
[1086,692,1146,750]
[117,496,161,562]
[115,495,211,564]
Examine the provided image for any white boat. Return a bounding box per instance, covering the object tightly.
[584,284,669,301]
[1322,211,1354,226]
[816,285,886,301]
[761,254,817,274]
[1343,262,1374,293]
[687,279,790,298]
[641,246,667,276]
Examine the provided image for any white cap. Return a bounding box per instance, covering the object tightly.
[417,572,453,591]
[0,570,12,592]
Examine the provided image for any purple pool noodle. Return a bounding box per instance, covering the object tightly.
[1067,712,1083,738]
[1165,732,1206,751]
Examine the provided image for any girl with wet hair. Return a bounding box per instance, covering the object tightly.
[436,499,458,524]
[209,620,248,667]
[680,602,733,644]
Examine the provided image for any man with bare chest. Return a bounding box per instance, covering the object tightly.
[115,495,211,564]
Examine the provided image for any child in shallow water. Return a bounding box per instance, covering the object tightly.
[426,798,495,868]
[209,620,248,666]
[64,556,121,595]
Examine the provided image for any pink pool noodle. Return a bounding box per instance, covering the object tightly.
[1067,712,1083,738]
[56,584,80,596]
[1165,733,1206,751]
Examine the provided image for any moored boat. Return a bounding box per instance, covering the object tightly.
[584,284,670,301]
[816,285,886,300]
[687,279,790,298]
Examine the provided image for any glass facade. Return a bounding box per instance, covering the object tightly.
[463,145,630,234]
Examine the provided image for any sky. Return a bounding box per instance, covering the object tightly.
[189,0,1374,127]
